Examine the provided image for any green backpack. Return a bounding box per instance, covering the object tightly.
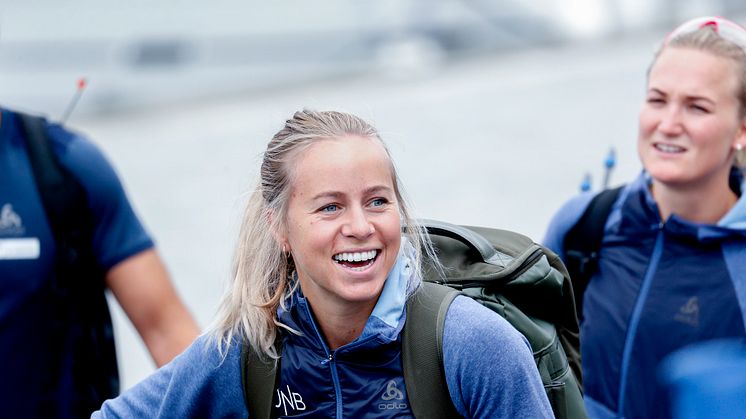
[242,220,587,419]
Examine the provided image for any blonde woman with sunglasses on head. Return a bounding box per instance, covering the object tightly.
[544,16,746,419]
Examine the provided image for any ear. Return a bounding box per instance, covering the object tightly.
[267,209,290,252]
[734,122,746,149]
[737,116,746,148]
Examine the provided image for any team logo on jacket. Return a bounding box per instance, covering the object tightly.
[674,296,699,327]
[379,380,407,410]
[0,204,24,236]
[275,385,306,416]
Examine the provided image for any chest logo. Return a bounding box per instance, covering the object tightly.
[674,296,699,327]
[382,380,404,401]
[379,379,407,410]
[0,204,24,236]
[275,385,306,416]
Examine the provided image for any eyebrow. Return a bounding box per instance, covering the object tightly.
[310,185,394,201]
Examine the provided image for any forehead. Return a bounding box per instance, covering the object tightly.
[649,47,740,97]
[289,136,395,196]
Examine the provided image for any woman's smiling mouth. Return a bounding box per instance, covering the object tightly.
[333,250,379,271]
[654,143,686,153]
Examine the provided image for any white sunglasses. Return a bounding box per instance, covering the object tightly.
[665,16,746,53]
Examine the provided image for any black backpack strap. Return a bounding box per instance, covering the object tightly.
[18,111,118,415]
[402,282,461,418]
[19,113,75,226]
[562,185,623,320]
[241,339,281,419]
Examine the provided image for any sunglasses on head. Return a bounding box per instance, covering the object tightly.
[664,16,746,53]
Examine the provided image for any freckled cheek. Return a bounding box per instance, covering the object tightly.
[380,215,402,247]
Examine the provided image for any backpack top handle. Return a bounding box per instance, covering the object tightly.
[418,219,508,267]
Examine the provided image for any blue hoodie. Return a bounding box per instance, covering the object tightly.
[94,248,553,418]
[544,172,746,419]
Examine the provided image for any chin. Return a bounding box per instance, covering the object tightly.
[645,162,688,184]
[648,171,695,188]
[341,280,387,303]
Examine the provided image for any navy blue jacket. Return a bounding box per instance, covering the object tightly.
[544,173,746,419]
[95,251,553,418]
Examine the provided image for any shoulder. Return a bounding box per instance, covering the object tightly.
[46,121,154,269]
[45,122,121,191]
[45,121,128,212]
[441,296,553,418]
[94,334,246,418]
[542,191,597,257]
[443,295,528,351]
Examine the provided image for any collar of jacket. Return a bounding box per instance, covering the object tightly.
[277,237,417,353]
[613,172,746,241]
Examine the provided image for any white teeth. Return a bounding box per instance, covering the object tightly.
[655,143,685,153]
[333,250,377,262]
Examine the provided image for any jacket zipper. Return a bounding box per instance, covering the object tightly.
[328,352,343,419]
[303,302,344,419]
[616,227,665,417]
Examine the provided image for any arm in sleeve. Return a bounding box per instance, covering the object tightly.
[92,335,247,418]
[49,124,153,269]
[442,296,554,419]
[542,192,596,260]
[50,126,200,364]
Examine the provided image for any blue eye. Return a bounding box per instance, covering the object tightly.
[370,198,388,207]
[320,204,339,213]
[319,204,339,213]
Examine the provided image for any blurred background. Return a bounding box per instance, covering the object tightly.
[2,0,745,389]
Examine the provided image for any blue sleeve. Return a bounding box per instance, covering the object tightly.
[442,296,554,419]
[93,335,247,418]
[542,192,596,260]
[48,124,154,271]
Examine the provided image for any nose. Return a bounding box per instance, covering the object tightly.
[341,206,374,239]
[657,106,684,137]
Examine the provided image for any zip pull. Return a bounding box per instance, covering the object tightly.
[321,352,334,365]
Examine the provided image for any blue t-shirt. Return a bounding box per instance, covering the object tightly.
[0,109,154,417]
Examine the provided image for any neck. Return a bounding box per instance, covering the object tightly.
[308,299,376,351]
[651,176,738,223]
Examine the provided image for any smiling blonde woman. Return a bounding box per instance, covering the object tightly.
[94,110,553,418]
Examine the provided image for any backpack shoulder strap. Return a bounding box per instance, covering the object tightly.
[18,111,120,414]
[402,282,460,418]
[17,112,77,226]
[562,185,623,320]
[241,339,281,419]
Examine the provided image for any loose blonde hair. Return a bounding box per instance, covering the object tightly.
[211,110,436,359]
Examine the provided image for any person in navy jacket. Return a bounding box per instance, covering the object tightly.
[94,109,554,418]
[0,109,200,418]
[544,16,746,419]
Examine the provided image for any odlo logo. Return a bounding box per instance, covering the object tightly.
[378,380,407,410]
[275,385,306,416]
[0,204,24,235]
